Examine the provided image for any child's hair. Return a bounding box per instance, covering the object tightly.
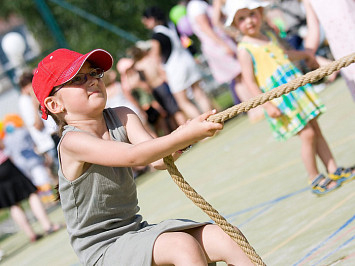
[48,111,67,137]
[126,46,148,62]
[19,72,34,89]
[143,6,167,24]
[102,69,118,87]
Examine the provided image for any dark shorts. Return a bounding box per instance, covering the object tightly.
[0,159,37,208]
[152,82,180,115]
[145,106,161,124]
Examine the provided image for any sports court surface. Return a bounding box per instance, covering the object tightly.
[1,78,354,265]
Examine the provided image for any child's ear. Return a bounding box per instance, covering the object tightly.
[44,96,63,115]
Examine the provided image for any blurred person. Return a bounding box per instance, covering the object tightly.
[117,58,167,137]
[2,114,56,206]
[142,6,214,119]
[169,1,199,56]
[127,42,187,128]
[18,72,59,178]
[124,60,173,136]
[187,0,264,122]
[0,140,62,243]
[227,0,355,195]
[103,68,145,119]
[211,0,240,38]
[303,0,355,99]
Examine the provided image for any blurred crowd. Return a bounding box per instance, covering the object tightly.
[0,0,354,256]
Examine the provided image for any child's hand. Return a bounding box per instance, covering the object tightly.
[305,52,319,70]
[264,103,282,118]
[223,44,236,57]
[179,110,223,143]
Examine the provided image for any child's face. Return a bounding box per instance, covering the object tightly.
[141,17,155,30]
[233,8,263,37]
[46,61,107,119]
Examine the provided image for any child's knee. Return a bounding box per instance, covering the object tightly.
[299,124,316,140]
[153,232,206,265]
[174,232,205,260]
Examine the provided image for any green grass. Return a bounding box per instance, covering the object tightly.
[213,89,234,110]
[0,209,10,223]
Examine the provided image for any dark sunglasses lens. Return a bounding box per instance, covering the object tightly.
[72,75,85,85]
[91,68,104,78]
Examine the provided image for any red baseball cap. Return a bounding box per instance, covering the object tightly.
[32,48,113,119]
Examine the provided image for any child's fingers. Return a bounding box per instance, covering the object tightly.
[199,109,217,121]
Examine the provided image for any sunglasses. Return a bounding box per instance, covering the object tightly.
[51,68,104,95]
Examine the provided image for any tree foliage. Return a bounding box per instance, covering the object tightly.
[1,0,178,64]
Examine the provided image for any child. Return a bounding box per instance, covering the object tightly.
[224,0,354,195]
[142,6,214,119]
[2,114,56,205]
[127,42,187,128]
[18,72,59,176]
[31,48,253,266]
[117,57,172,137]
[0,141,62,243]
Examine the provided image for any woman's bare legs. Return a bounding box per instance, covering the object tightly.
[152,224,253,265]
[28,193,53,232]
[173,111,187,126]
[10,193,60,241]
[10,204,37,240]
[191,82,213,113]
[173,90,201,119]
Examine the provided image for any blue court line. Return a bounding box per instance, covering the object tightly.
[312,233,355,265]
[225,187,308,220]
[238,204,274,228]
[293,213,355,266]
[208,187,308,224]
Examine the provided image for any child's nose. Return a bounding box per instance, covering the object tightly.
[87,74,99,85]
[245,16,252,23]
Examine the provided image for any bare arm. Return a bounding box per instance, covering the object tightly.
[285,49,319,69]
[237,48,262,97]
[275,31,319,70]
[195,13,235,56]
[150,39,163,65]
[302,0,320,54]
[60,108,222,180]
[238,48,281,118]
[211,0,224,28]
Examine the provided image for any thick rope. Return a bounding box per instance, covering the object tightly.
[163,52,355,265]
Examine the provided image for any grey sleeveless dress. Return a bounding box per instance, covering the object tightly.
[58,108,206,266]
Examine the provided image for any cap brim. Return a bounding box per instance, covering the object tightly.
[224,2,269,27]
[85,49,113,72]
[54,49,113,86]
